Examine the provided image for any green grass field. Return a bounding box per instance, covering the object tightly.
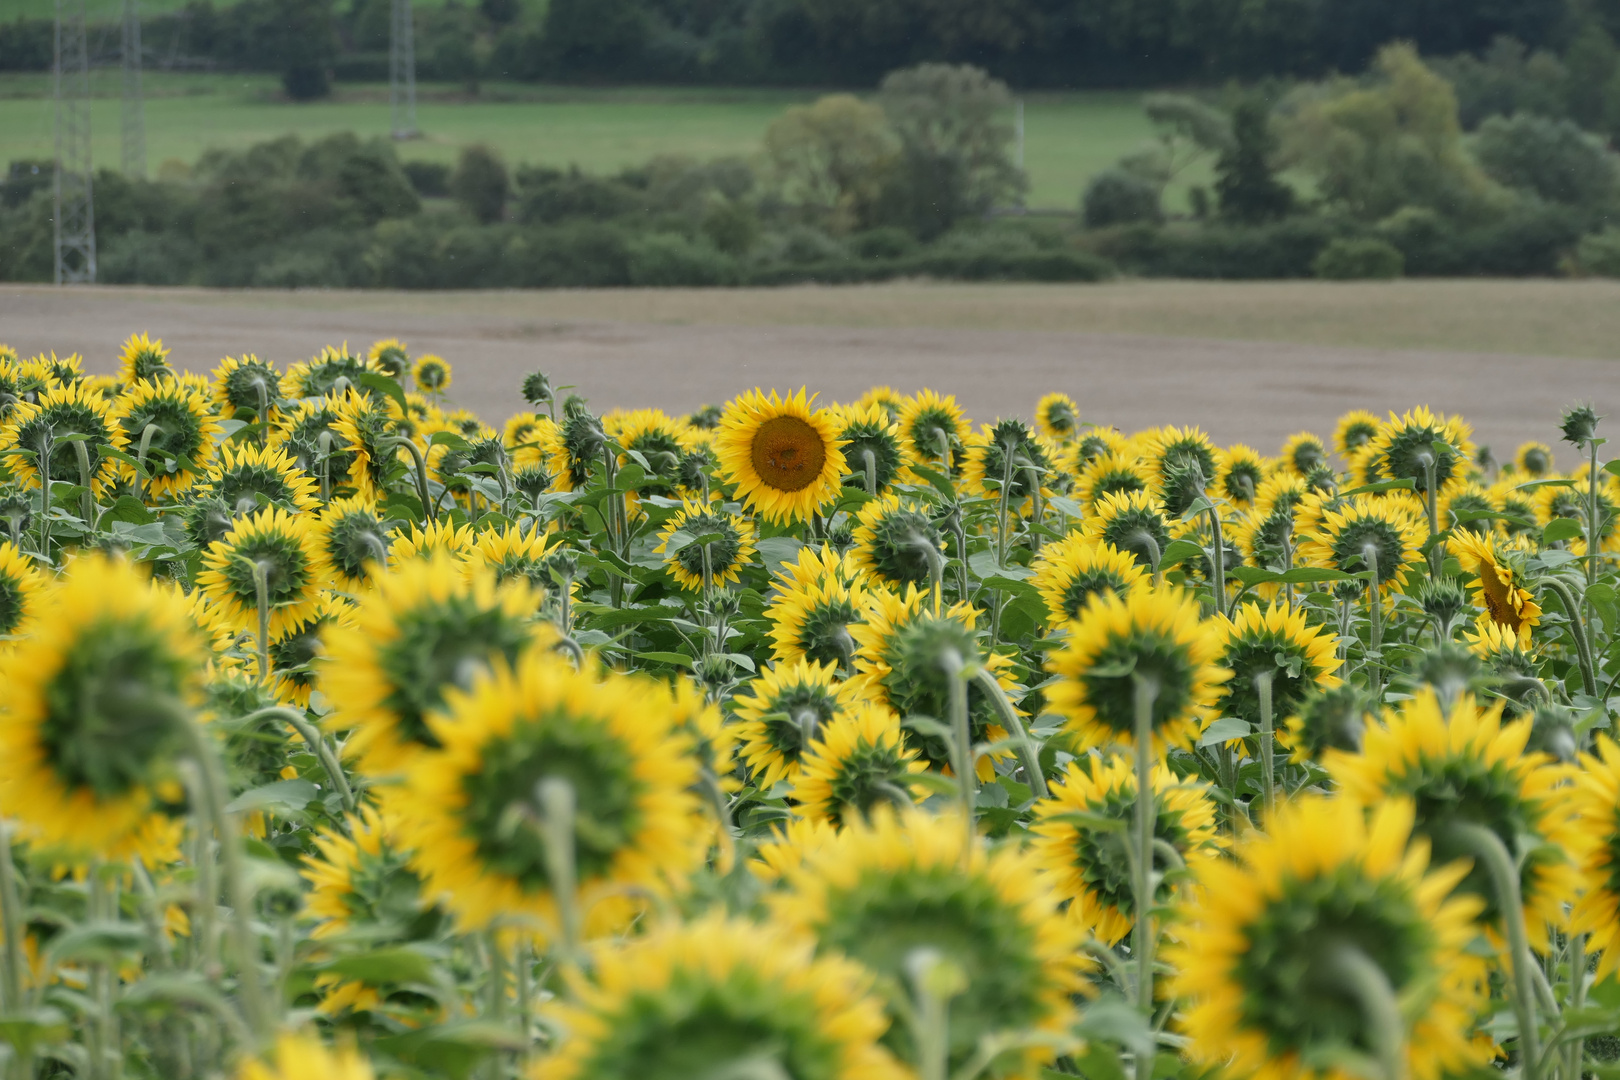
[0,72,1197,210]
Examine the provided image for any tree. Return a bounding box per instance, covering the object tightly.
[876,63,1027,238]
[1214,96,1294,223]
[763,94,896,234]
[272,0,335,101]
[539,0,646,78]
[449,146,511,225]
[1474,114,1618,208]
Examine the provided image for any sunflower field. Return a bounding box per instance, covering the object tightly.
[0,331,1618,1080]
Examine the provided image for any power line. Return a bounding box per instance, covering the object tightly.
[121,0,146,179]
[389,0,417,140]
[53,0,95,285]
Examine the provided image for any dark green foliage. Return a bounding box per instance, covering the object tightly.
[1082,170,1163,228]
[449,145,511,225]
[539,0,647,78]
[1214,97,1293,224]
[515,166,640,225]
[403,161,452,198]
[272,0,336,100]
[1312,237,1405,280]
[1474,113,1618,207]
[1,160,51,209]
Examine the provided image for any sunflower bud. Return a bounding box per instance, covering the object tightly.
[1415,576,1468,635]
[1527,702,1577,763]
[0,491,32,539]
[521,371,553,407]
[686,403,721,430]
[1560,403,1601,447]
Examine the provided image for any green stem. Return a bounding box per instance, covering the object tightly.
[1322,944,1407,1080]
[1257,670,1276,820]
[995,444,1015,569]
[238,707,355,814]
[1448,823,1541,1080]
[35,430,51,557]
[382,436,436,525]
[134,421,161,504]
[73,439,99,535]
[1588,440,1601,588]
[969,668,1048,799]
[1207,502,1227,619]
[1566,933,1587,1080]
[1540,577,1599,698]
[1133,530,1163,587]
[1421,452,1441,580]
[537,779,582,965]
[1363,546,1383,696]
[863,448,879,496]
[941,649,976,854]
[0,819,23,1013]
[1131,672,1160,1031]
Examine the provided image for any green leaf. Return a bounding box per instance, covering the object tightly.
[631,651,695,669]
[1337,478,1416,497]
[907,464,956,500]
[374,1021,527,1080]
[1542,518,1585,545]
[48,922,149,963]
[754,535,804,574]
[355,371,408,417]
[224,778,320,815]
[1048,495,1086,520]
[1075,995,1156,1057]
[1199,717,1253,747]
[1160,539,1205,566]
[324,945,437,985]
[1515,478,1577,491]
[0,1009,70,1054]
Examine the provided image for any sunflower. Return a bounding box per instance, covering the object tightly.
[1074,452,1153,514]
[1139,425,1218,500]
[502,410,548,454]
[1324,689,1583,949]
[1462,618,1541,718]
[789,702,929,829]
[731,659,869,788]
[117,331,172,385]
[397,651,701,937]
[764,555,873,669]
[391,518,477,563]
[463,522,555,593]
[197,507,331,640]
[714,389,846,524]
[1030,756,1223,946]
[962,419,1054,507]
[850,585,1015,777]
[1081,489,1174,571]
[1572,736,1620,981]
[1215,445,1266,509]
[201,440,320,516]
[0,555,203,857]
[268,594,353,708]
[534,914,908,1080]
[210,354,283,419]
[0,380,126,492]
[896,388,970,477]
[1448,529,1540,642]
[655,499,758,591]
[1333,409,1381,458]
[771,542,869,595]
[1069,427,1128,471]
[1277,432,1329,478]
[1297,494,1423,594]
[1233,476,1307,570]
[611,408,686,491]
[0,541,46,641]
[236,1033,374,1080]
[1535,480,1620,554]
[110,375,223,499]
[281,346,379,401]
[366,337,410,379]
[1513,441,1555,477]
[1212,602,1341,727]
[322,556,546,777]
[549,406,606,492]
[1360,407,1475,497]
[273,398,362,496]
[332,389,405,499]
[850,493,944,589]
[1031,533,1148,627]
[1045,587,1229,756]
[1279,682,1375,764]
[769,808,1087,1078]
[831,401,904,494]
[311,496,395,592]
[1437,481,1497,538]
[1169,796,1488,1080]
[1034,392,1081,443]
[411,354,451,393]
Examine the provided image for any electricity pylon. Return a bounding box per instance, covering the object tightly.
[121,0,146,179]
[53,0,95,284]
[389,0,417,139]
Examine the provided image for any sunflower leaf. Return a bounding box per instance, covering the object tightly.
[1198,717,1252,747]
[1337,478,1415,497]
[224,778,320,815]
[1542,518,1585,545]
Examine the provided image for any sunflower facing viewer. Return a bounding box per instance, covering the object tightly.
[715,388,846,524]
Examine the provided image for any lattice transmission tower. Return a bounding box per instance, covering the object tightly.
[53,0,95,284]
[121,0,146,179]
[389,0,418,140]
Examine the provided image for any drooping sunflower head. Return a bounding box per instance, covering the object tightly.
[1074,451,1153,515]
[1082,489,1174,571]
[1215,444,1267,509]
[715,388,846,524]
[851,493,944,589]
[1362,406,1475,495]
[789,701,928,829]
[1324,689,1583,949]
[0,380,126,492]
[1169,796,1488,1080]
[895,388,970,476]
[322,556,548,777]
[1277,431,1328,478]
[851,585,1013,776]
[1031,755,1223,946]
[332,388,406,499]
[730,658,868,788]
[1333,409,1381,458]
[1045,586,1230,756]
[963,419,1054,504]
[0,554,203,857]
[534,914,909,1080]
[211,354,284,419]
[197,507,331,640]
[655,499,759,591]
[398,652,701,937]
[1298,494,1423,594]
[117,331,172,385]
[1034,392,1081,443]
[202,440,320,516]
[769,808,1088,1078]
[110,376,224,499]
[1279,682,1375,764]
[311,496,395,592]
[831,401,904,494]
[411,354,451,393]
[1448,528,1540,642]
[1031,532,1148,628]
[1513,440,1555,477]
[1212,601,1341,726]
[0,541,46,642]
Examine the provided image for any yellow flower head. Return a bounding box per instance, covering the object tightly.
[1031,532,1148,628]
[1297,493,1423,594]
[0,380,126,493]
[731,658,869,788]
[236,1033,374,1080]
[1214,444,1267,509]
[1044,587,1229,756]
[1169,796,1488,1080]
[1277,431,1329,478]
[788,701,929,829]
[0,541,47,641]
[1572,736,1620,981]
[311,496,394,593]
[655,498,758,591]
[117,331,171,385]
[764,548,873,668]
[110,375,224,499]
[1081,489,1174,571]
[831,400,904,495]
[534,915,909,1080]
[895,388,970,477]
[367,337,411,378]
[411,353,451,393]
[200,441,320,516]
[392,518,477,563]
[1513,440,1555,477]
[715,388,846,524]
[1333,409,1381,458]
[1212,601,1341,726]
[1074,452,1154,515]
[961,419,1056,508]
[1448,528,1540,643]
[397,652,701,937]
[850,492,944,590]
[197,506,332,639]
[1034,391,1081,443]
[211,354,283,419]
[1360,406,1475,499]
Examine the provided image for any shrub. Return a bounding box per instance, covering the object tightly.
[98,230,204,286]
[1214,97,1293,224]
[626,233,739,286]
[1577,228,1620,276]
[449,146,510,225]
[1312,237,1405,279]
[506,222,633,287]
[1473,113,1618,207]
[403,161,451,198]
[1082,170,1163,228]
[755,226,847,266]
[514,166,640,225]
[700,199,760,255]
[849,226,917,259]
[1096,217,1350,279]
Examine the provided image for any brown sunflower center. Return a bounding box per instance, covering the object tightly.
[750,415,826,493]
